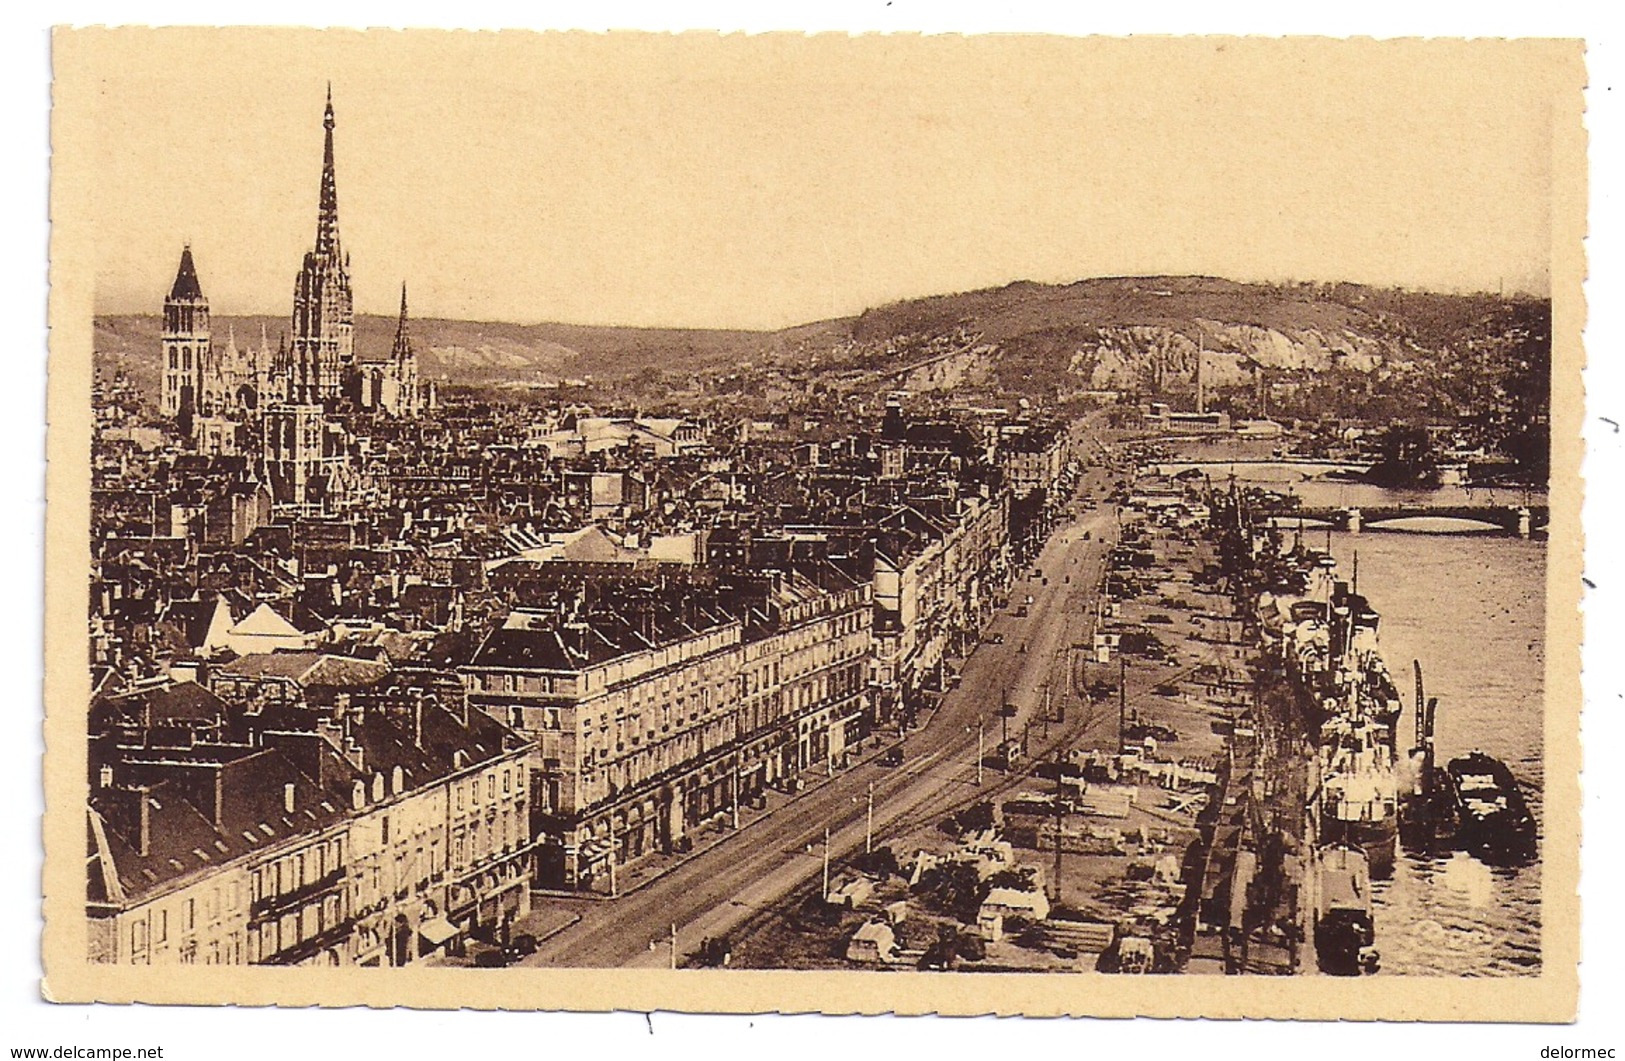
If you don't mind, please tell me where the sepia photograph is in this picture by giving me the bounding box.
[40,26,1589,1023]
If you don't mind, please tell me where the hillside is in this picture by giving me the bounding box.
[94,275,1548,429]
[93,313,808,398]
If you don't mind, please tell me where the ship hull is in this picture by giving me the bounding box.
[1320,816,1397,879]
[1312,845,1380,976]
[1447,753,1538,866]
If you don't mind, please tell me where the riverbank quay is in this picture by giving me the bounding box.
[717,464,1328,974]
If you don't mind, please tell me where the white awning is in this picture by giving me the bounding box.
[418,916,458,947]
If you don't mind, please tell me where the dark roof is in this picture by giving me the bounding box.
[89,698,529,908]
[218,651,389,689]
[161,596,219,650]
[467,603,736,673]
[168,246,204,302]
[90,745,354,904]
[105,681,229,727]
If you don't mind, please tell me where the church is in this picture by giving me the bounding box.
[159,89,424,514]
[160,88,425,428]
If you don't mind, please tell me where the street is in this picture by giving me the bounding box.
[521,455,1124,968]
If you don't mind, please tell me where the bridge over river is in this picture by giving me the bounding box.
[1264,503,1548,537]
[1153,459,1371,482]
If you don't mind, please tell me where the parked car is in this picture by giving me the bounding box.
[502,933,538,960]
[881,745,906,766]
[472,946,510,968]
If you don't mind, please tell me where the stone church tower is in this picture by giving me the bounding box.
[288,86,354,406]
[389,283,421,417]
[160,245,210,420]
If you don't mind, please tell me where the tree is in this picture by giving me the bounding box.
[852,845,900,879]
[1363,423,1438,487]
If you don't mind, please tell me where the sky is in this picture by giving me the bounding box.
[71,31,1574,330]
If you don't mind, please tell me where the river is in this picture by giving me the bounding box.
[1326,530,1546,977]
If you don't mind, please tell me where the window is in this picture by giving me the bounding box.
[381,816,390,845]
[488,775,496,801]
[132,920,148,954]
[154,909,168,944]
[502,770,511,794]
[183,898,195,932]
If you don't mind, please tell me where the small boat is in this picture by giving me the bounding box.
[1313,844,1380,976]
[1446,751,1538,864]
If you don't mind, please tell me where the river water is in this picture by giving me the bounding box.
[1325,530,1546,977]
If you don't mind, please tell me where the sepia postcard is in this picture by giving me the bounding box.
[43,28,1586,1019]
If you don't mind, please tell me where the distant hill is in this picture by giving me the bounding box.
[93,313,830,400]
[94,275,1547,425]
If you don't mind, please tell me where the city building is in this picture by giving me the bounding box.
[87,670,534,966]
[460,567,871,890]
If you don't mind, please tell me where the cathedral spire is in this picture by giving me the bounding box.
[392,282,413,362]
[315,86,341,259]
[169,244,204,302]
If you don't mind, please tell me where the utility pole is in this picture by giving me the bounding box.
[866,782,875,855]
[1118,654,1128,754]
[670,922,677,970]
[822,827,831,900]
[608,847,618,898]
[1053,748,1065,901]
[731,764,740,830]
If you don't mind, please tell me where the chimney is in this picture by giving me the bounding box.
[412,690,425,749]
[97,764,113,790]
[283,782,296,815]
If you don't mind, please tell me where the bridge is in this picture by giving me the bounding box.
[1154,460,1372,481]
[1265,503,1549,537]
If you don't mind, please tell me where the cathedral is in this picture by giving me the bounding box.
[160,88,423,429]
[158,89,423,516]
